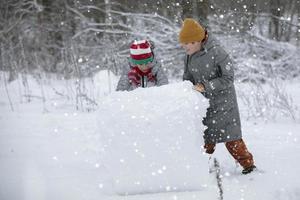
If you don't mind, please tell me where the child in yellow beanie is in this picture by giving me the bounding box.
[179,18,256,175]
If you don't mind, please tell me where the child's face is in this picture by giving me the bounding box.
[181,41,201,55]
[137,63,150,72]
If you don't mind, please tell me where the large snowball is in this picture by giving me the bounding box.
[97,81,209,195]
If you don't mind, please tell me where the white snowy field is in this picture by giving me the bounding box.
[1,71,300,200]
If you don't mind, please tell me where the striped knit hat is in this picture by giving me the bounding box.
[129,40,153,65]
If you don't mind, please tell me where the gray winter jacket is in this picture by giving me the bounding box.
[116,58,168,91]
[183,35,242,144]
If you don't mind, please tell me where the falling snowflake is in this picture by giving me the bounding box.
[225,65,231,71]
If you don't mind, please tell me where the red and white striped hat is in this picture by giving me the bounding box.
[130,40,153,65]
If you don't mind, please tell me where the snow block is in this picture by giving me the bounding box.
[97,81,209,195]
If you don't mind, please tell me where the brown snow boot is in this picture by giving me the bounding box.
[225,139,255,172]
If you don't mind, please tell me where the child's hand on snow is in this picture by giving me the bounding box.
[193,83,205,92]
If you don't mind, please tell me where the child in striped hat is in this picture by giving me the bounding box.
[116,40,168,91]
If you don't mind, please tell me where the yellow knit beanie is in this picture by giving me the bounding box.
[179,18,205,43]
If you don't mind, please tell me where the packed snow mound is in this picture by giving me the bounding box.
[97,81,209,195]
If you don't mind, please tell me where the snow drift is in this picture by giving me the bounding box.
[96,81,210,195]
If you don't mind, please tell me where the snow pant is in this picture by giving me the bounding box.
[225,139,254,169]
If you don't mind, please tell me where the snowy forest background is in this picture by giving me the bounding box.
[1,1,300,200]
[1,0,300,119]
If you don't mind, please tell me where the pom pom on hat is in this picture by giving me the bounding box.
[179,18,205,43]
[130,40,153,65]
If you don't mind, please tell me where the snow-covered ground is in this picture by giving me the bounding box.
[1,71,300,200]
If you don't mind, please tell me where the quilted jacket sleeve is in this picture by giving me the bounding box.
[155,65,169,86]
[203,46,234,94]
